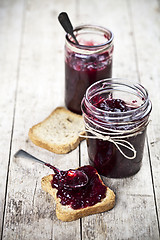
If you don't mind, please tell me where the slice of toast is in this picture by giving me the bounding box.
[41,168,115,222]
[28,107,85,154]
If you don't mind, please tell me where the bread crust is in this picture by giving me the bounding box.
[28,107,85,154]
[41,174,115,222]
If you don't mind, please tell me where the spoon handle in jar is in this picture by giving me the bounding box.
[58,12,79,45]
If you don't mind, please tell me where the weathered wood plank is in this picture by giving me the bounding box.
[0,0,25,237]
[77,0,138,80]
[1,0,160,239]
[2,0,81,239]
[79,0,160,239]
[129,0,160,233]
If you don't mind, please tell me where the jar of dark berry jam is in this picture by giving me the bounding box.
[81,79,152,178]
[65,25,114,114]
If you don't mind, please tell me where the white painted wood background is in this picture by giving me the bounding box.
[0,0,160,239]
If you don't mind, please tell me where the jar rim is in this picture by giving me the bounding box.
[82,78,152,123]
[66,24,114,50]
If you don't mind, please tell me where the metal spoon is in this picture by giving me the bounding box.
[58,12,79,45]
[14,150,88,188]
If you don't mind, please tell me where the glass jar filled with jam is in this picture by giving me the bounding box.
[65,25,114,114]
[81,78,152,178]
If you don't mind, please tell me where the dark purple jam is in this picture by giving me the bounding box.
[65,47,113,114]
[45,164,88,188]
[51,165,107,210]
[93,97,133,112]
[86,97,146,178]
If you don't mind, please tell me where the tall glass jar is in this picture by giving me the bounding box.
[65,25,114,114]
[81,79,152,178]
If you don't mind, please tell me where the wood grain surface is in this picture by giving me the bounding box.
[0,0,160,239]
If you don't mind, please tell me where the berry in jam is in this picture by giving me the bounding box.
[45,163,88,188]
[51,165,107,210]
[93,97,134,112]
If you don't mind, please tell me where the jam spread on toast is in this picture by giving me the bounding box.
[51,165,107,209]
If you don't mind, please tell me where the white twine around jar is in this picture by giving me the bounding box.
[79,119,149,160]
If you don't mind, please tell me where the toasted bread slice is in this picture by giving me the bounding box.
[41,170,115,222]
[29,107,85,154]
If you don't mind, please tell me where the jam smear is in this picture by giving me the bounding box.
[45,163,88,188]
[51,165,107,210]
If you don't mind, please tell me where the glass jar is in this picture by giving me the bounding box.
[65,25,114,114]
[81,79,152,178]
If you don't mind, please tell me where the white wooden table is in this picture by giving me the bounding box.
[0,0,160,239]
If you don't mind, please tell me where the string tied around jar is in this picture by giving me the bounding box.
[79,119,149,160]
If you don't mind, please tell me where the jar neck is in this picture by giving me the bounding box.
[65,24,114,55]
[81,79,152,129]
